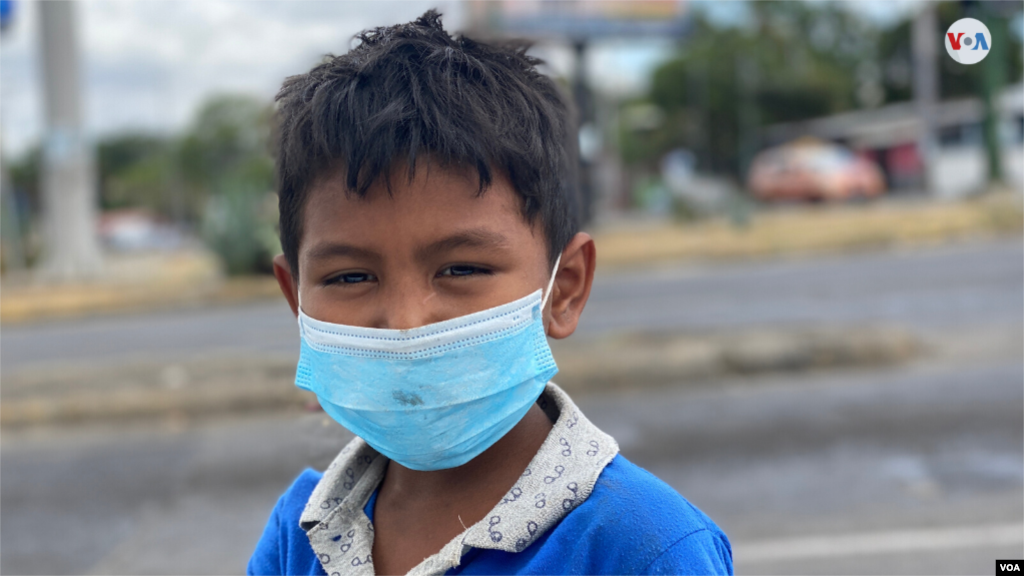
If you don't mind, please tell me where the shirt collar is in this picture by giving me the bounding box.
[300,382,619,576]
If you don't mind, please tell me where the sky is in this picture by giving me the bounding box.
[0,0,935,159]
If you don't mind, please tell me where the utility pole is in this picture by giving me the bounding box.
[37,0,102,280]
[911,4,939,196]
[971,1,1007,186]
[572,39,594,225]
[736,54,760,183]
[737,7,764,184]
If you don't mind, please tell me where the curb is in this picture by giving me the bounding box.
[0,276,281,325]
[551,326,919,393]
[0,355,318,428]
[0,326,920,428]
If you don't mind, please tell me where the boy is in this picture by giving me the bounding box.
[250,11,732,576]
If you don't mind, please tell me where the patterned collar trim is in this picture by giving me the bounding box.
[299,382,619,576]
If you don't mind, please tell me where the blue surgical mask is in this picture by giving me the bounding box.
[294,256,561,471]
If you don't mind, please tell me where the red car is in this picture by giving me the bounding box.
[748,139,886,202]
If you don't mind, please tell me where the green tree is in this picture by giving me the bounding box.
[181,95,277,275]
[6,145,41,213]
[634,2,880,179]
[97,134,176,214]
[878,1,1023,104]
[178,95,274,195]
[98,95,276,225]
[6,94,279,275]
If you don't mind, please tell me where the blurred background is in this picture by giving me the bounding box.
[1,1,1022,574]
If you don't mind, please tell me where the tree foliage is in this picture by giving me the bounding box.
[628,1,1023,179]
[6,93,278,275]
[878,1,1023,104]
[95,94,275,225]
[631,2,877,177]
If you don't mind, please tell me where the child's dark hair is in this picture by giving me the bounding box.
[274,10,580,278]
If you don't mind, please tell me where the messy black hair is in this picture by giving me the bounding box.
[274,9,580,278]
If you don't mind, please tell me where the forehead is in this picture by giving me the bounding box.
[301,163,540,255]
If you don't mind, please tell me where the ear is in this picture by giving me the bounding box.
[273,254,300,318]
[546,232,596,339]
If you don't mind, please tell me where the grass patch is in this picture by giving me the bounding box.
[594,194,1022,269]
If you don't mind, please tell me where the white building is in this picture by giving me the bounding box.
[763,84,1024,199]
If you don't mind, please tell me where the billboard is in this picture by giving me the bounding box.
[467,0,689,39]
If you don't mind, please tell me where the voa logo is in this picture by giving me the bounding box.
[945,17,991,65]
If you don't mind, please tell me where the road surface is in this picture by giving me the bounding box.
[2,239,1021,574]
[3,239,1021,374]
[2,355,1019,574]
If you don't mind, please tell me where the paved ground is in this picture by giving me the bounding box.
[583,239,1022,335]
[3,239,1020,375]
[2,355,1019,575]
[2,239,1021,575]
[589,359,1023,575]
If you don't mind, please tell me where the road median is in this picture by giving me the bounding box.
[594,192,1022,268]
[551,326,919,392]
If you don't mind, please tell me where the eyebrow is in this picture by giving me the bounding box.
[415,229,511,262]
[305,242,381,263]
[304,229,511,264]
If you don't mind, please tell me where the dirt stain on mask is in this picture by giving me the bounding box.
[392,390,425,406]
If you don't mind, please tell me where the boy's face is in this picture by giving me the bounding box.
[283,162,555,330]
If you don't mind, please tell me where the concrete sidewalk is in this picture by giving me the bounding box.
[0,325,919,428]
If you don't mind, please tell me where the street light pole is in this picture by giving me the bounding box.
[37,0,102,280]
[572,39,594,225]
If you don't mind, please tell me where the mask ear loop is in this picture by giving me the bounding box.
[540,253,562,311]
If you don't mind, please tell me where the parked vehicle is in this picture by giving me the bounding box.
[748,138,886,202]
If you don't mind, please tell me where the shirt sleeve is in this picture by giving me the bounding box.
[247,493,286,576]
[641,528,734,576]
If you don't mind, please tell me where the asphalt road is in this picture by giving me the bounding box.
[3,238,1021,374]
[2,356,1020,575]
[2,239,1021,574]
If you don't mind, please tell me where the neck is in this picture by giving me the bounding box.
[379,403,553,502]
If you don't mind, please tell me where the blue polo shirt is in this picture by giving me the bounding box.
[248,454,732,575]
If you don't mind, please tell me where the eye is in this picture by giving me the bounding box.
[438,264,492,278]
[325,271,376,285]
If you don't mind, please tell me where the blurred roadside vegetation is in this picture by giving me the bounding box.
[620,1,1023,181]
[4,2,1022,276]
[5,94,279,275]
